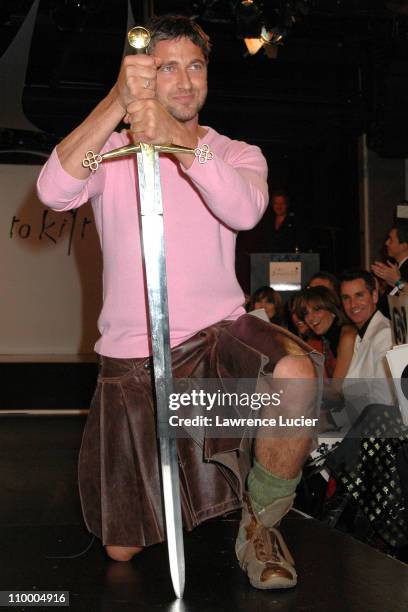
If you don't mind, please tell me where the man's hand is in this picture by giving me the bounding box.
[126,98,198,168]
[126,99,180,144]
[371,260,401,286]
[55,54,162,180]
[113,54,159,112]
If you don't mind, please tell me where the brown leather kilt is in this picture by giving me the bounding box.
[78,313,320,547]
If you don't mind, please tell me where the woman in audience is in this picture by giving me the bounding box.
[287,293,318,343]
[248,286,283,325]
[295,286,356,380]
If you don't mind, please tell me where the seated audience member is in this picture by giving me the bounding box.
[339,269,395,412]
[307,271,340,295]
[295,286,356,380]
[248,286,283,325]
[322,270,403,557]
[371,220,408,317]
[371,219,408,291]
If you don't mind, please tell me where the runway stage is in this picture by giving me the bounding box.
[2,499,408,612]
[1,364,408,611]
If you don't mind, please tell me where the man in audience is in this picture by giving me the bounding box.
[339,269,394,415]
[371,219,408,292]
[307,271,339,295]
[268,191,311,253]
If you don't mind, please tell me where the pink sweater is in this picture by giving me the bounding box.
[37,127,268,357]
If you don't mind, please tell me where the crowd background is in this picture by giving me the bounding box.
[243,216,408,563]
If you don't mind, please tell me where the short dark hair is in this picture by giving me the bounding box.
[339,268,376,294]
[271,190,290,203]
[307,271,340,293]
[145,15,211,61]
[393,219,408,245]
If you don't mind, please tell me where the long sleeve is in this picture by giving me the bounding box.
[37,141,108,211]
[183,130,268,231]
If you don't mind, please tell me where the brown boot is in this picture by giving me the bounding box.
[235,492,297,590]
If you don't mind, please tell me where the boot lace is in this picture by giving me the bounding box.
[242,524,294,567]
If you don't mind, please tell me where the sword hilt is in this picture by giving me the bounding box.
[81,24,213,173]
[82,142,213,172]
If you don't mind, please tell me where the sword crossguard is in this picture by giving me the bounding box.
[194,143,214,164]
[82,142,214,171]
[82,150,103,172]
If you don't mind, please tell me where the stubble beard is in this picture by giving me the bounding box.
[165,91,207,124]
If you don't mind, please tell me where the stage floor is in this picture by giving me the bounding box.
[2,511,408,612]
[1,404,408,611]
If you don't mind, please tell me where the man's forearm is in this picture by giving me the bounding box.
[183,151,268,231]
[56,88,125,180]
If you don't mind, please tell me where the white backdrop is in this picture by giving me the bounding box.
[1,162,102,356]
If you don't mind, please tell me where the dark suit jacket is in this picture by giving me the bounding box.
[377,258,408,319]
[399,258,408,282]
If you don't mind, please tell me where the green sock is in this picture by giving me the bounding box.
[247,460,302,513]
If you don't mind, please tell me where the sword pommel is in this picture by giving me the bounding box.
[128,26,151,54]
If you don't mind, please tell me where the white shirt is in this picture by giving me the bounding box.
[343,310,395,412]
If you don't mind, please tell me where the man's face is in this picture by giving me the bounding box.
[340,279,378,329]
[153,37,208,124]
[385,228,407,261]
[272,196,288,216]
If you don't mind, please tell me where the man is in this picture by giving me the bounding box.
[307,271,339,295]
[37,15,319,590]
[268,191,297,252]
[340,269,394,412]
[371,220,408,292]
[268,191,310,253]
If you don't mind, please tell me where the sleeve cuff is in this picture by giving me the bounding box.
[44,148,89,196]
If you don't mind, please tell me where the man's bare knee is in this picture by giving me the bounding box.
[273,354,315,380]
[105,545,143,562]
[267,353,319,432]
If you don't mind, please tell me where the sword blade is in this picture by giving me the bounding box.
[136,143,185,599]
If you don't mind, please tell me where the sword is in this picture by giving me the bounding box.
[82,26,205,599]
[136,139,186,600]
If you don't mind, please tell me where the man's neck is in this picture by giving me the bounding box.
[180,115,203,140]
[397,252,408,265]
[357,309,377,337]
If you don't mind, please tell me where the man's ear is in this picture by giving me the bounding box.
[373,289,379,305]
